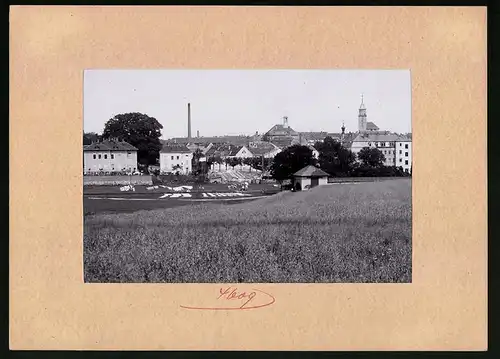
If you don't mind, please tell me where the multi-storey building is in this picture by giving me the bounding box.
[83,140,138,174]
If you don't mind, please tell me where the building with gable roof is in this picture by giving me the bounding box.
[350,131,400,167]
[247,141,282,158]
[292,165,330,191]
[159,143,193,174]
[83,139,138,174]
[262,116,301,149]
[226,145,253,159]
[347,95,412,171]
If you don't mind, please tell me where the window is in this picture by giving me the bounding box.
[177,156,180,160]
[111,154,114,159]
[399,143,402,146]
[93,154,96,159]
[405,152,408,157]
[186,154,189,157]
[405,144,408,149]
[98,154,101,159]
[399,158,402,163]
[104,154,107,159]
[171,156,174,160]
[405,160,408,165]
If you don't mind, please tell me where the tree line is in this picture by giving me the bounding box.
[270,136,411,183]
[84,112,411,180]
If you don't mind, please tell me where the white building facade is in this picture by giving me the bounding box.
[160,144,193,175]
[350,132,399,167]
[395,137,412,173]
[83,140,138,174]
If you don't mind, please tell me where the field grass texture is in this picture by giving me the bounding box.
[84,179,412,283]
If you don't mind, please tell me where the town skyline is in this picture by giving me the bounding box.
[84,70,411,138]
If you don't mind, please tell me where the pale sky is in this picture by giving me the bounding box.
[84,70,411,139]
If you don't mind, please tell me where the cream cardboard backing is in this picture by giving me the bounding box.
[9,6,487,350]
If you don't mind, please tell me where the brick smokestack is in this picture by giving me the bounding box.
[187,103,192,140]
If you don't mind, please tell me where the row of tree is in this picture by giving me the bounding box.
[269,137,411,182]
[84,113,411,181]
[204,156,273,172]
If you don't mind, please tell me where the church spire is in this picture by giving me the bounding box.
[341,120,346,145]
[358,94,367,132]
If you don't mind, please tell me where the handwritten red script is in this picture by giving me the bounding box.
[180,286,276,311]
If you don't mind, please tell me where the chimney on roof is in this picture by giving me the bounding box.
[188,103,192,141]
[197,130,199,138]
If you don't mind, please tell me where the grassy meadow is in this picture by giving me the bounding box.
[84,179,412,283]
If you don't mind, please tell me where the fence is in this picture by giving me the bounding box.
[83,175,153,186]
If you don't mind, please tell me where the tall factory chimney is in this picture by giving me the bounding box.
[188,103,192,140]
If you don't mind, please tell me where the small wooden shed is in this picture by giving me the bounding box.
[292,165,329,191]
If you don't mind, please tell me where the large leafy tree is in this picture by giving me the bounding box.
[357,147,385,168]
[270,145,317,182]
[314,136,356,177]
[191,149,205,176]
[227,157,242,170]
[250,157,273,172]
[102,113,163,166]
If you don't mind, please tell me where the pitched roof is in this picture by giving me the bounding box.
[366,122,379,131]
[205,144,237,157]
[228,145,244,156]
[352,131,401,143]
[264,124,299,137]
[165,136,251,146]
[269,137,296,149]
[396,135,412,142]
[83,140,138,151]
[293,165,330,178]
[247,141,280,156]
[299,132,329,142]
[160,144,192,153]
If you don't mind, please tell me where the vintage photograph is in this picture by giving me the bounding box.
[83,69,412,283]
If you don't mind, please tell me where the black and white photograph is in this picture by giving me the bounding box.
[83,69,412,283]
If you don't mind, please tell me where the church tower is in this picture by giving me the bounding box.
[358,94,367,132]
[341,120,346,145]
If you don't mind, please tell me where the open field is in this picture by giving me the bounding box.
[84,178,412,283]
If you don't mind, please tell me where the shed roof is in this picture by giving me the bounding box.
[293,165,330,178]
